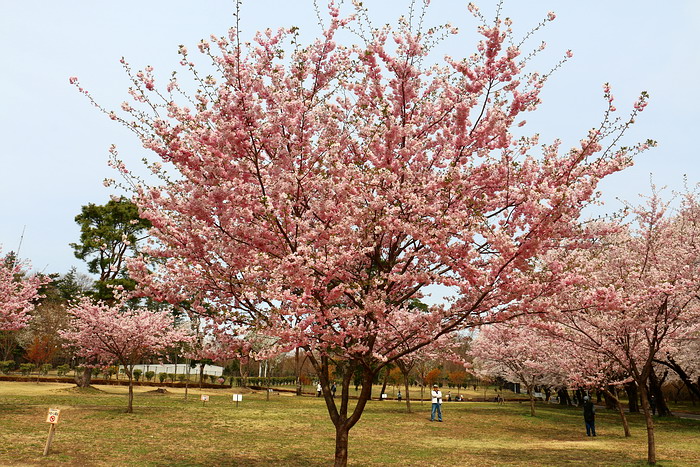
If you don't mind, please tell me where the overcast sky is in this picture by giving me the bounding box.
[1,0,698,277]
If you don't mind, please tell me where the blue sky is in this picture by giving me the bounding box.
[1,0,698,276]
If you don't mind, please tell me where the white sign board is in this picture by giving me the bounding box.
[381,393,387,399]
[200,394,209,402]
[232,394,243,402]
[46,408,60,424]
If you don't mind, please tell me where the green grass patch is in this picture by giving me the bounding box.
[0,382,698,465]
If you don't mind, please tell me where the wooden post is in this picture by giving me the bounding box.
[43,408,60,456]
[43,424,56,456]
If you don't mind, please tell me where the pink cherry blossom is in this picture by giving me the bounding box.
[0,249,48,331]
[76,4,651,465]
[60,297,192,412]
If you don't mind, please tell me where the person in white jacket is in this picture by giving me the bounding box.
[431,384,443,422]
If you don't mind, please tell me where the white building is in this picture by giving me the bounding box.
[127,363,224,377]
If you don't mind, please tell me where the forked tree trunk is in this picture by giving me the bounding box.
[306,352,376,467]
[524,380,536,416]
[395,360,413,412]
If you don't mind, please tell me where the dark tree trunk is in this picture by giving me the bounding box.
[334,423,350,467]
[127,375,134,413]
[648,367,672,417]
[295,347,303,396]
[75,366,92,388]
[639,383,657,465]
[558,388,571,406]
[403,372,412,413]
[624,382,639,413]
[654,356,700,401]
[379,369,389,401]
[595,389,602,404]
[603,385,617,410]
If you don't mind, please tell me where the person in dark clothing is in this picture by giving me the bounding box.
[583,396,596,436]
[649,394,657,415]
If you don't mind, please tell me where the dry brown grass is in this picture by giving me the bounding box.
[0,381,698,466]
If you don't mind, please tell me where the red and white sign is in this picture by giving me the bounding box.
[46,408,60,424]
[200,394,209,402]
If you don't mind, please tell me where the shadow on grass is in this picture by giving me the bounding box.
[153,452,328,467]
[464,444,644,467]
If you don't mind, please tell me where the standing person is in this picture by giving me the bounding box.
[331,382,337,398]
[430,384,443,422]
[397,390,402,401]
[317,382,322,397]
[583,396,596,436]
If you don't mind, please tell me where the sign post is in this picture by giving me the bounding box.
[43,408,60,456]
[232,393,242,408]
[200,394,209,407]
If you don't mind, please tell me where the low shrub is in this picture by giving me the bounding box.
[0,361,16,374]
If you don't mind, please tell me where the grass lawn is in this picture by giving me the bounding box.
[1,382,699,466]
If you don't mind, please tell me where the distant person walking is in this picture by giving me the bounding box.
[317,382,322,397]
[431,384,443,422]
[583,396,596,436]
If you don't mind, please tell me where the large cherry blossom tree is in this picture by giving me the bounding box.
[543,192,700,465]
[73,3,650,465]
[60,297,192,412]
[0,249,47,332]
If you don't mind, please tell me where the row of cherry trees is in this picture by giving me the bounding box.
[4,1,692,465]
[471,192,700,464]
